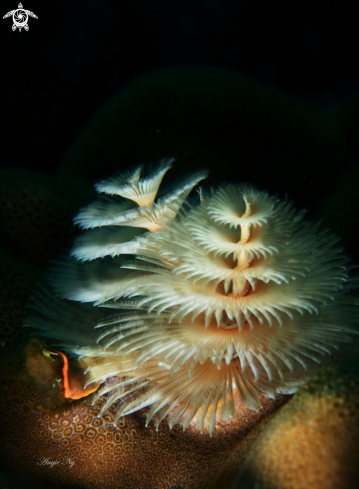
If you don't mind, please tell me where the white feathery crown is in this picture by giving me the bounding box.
[26,157,359,435]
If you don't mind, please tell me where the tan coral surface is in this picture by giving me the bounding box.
[215,356,359,489]
[0,376,285,489]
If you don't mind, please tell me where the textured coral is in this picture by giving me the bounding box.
[0,377,285,489]
[27,159,359,435]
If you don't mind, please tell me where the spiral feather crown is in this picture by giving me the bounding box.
[26,158,359,434]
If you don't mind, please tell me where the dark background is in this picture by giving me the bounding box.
[1,0,358,174]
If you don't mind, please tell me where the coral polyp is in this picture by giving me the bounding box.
[25,158,359,434]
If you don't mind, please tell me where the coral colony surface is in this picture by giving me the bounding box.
[25,158,359,435]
